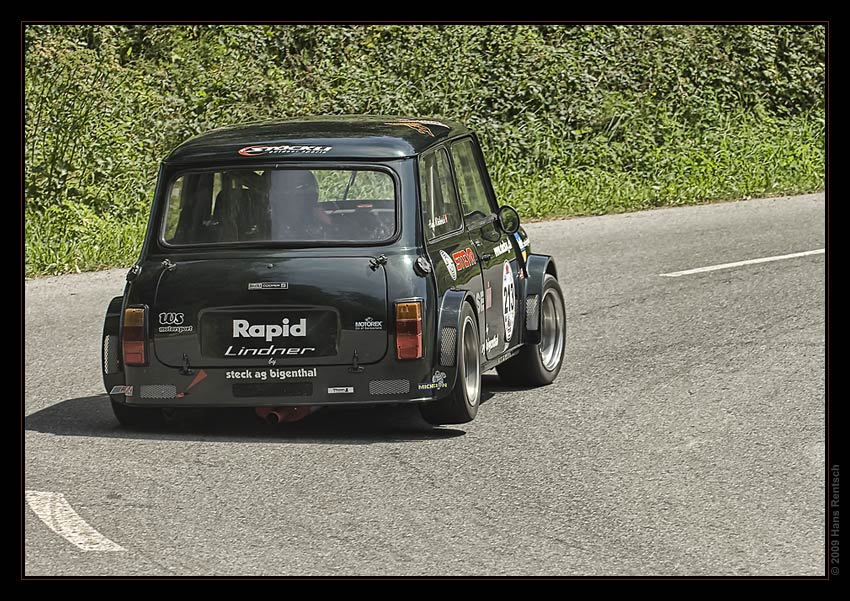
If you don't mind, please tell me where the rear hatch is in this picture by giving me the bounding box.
[153,257,387,367]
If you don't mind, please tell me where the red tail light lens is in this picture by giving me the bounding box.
[122,307,147,366]
[396,301,423,360]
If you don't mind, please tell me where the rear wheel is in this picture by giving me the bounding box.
[110,398,164,430]
[420,303,480,425]
[497,274,565,386]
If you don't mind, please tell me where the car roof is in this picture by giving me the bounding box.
[164,115,472,164]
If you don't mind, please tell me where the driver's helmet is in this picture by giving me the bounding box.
[268,169,325,240]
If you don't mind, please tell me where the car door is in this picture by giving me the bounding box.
[449,137,519,359]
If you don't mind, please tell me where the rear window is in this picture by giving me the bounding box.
[162,167,396,246]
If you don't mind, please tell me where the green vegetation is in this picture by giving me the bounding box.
[24,25,825,276]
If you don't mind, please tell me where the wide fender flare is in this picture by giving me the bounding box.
[102,295,125,393]
[523,254,558,345]
[435,288,476,391]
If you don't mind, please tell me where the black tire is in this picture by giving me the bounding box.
[497,274,566,386]
[110,398,163,430]
[420,302,481,425]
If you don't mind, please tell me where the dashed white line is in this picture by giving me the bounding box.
[659,249,824,278]
[25,490,125,552]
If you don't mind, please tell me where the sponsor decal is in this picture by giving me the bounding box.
[159,312,184,325]
[428,213,449,229]
[158,312,193,334]
[159,325,193,334]
[222,315,325,357]
[493,240,512,258]
[418,370,448,391]
[485,334,500,353]
[225,368,317,380]
[110,385,133,395]
[439,250,457,280]
[328,386,354,394]
[233,318,306,341]
[452,248,477,272]
[502,261,516,341]
[225,345,316,357]
[355,317,383,331]
[248,282,289,290]
[513,232,529,261]
[485,280,492,309]
[238,144,333,156]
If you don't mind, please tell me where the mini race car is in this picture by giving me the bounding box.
[102,116,566,427]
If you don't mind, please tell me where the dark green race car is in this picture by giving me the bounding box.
[103,116,566,427]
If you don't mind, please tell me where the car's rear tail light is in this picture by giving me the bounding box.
[396,301,423,360]
[122,307,147,366]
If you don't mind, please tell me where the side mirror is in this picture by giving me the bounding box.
[496,205,520,235]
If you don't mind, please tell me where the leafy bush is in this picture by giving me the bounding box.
[24,25,825,276]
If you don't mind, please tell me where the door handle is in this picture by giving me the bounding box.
[479,252,492,261]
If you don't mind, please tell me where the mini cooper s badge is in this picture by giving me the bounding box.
[248,282,289,290]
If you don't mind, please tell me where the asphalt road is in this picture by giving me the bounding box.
[24,194,826,576]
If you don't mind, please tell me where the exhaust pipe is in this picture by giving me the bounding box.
[255,406,316,424]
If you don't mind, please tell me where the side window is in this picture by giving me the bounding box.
[450,138,492,222]
[419,148,463,240]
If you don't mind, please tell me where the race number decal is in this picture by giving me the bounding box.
[502,261,516,341]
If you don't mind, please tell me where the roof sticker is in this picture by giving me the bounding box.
[238,145,333,156]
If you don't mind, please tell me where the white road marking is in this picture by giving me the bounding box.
[25,490,125,552]
[660,249,824,277]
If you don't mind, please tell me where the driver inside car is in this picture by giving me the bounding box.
[268,169,333,241]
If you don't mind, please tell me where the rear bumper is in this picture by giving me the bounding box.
[115,359,454,408]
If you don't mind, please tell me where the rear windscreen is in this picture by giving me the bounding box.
[162,167,396,245]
